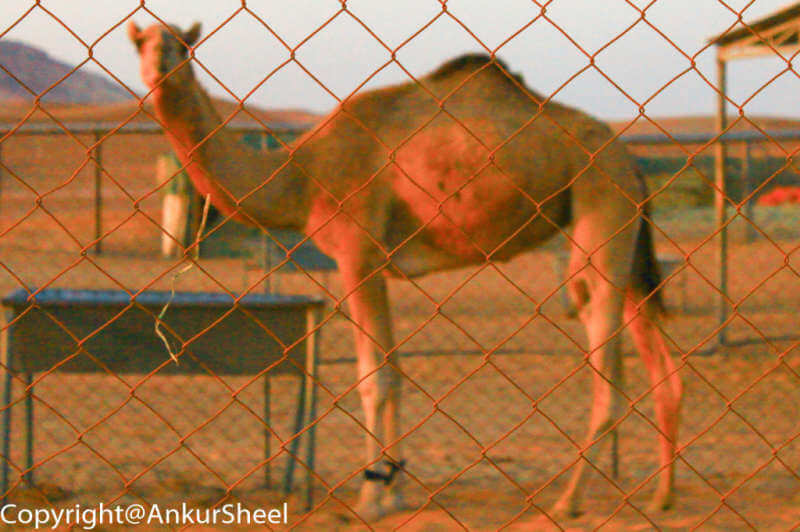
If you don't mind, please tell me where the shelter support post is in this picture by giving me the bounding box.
[714,56,729,348]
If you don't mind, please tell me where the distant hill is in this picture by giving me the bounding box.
[613,115,800,137]
[0,39,131,104]
[0,97,320,130]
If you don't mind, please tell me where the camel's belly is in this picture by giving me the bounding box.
[384,197,566,278]
[387,120,571,272]
[385,237,466,278]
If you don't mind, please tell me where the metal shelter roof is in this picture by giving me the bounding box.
[710,2,800,60]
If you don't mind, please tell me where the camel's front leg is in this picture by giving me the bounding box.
[340,264,405,521]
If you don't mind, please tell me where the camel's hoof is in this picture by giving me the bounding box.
[382,491,412,515]
[352,500,387,523]
[646,492,674,514]
[352,491,410,523]
[549,499,582,522]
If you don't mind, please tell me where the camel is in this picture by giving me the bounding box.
[129,21,683,521]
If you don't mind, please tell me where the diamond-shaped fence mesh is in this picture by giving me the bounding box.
[0,1,799,530]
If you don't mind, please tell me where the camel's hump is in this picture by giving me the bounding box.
[427,53,524,86]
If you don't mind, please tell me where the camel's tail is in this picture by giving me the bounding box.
[630,216,665,316]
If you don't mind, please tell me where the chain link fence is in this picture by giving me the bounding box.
[1,1,799,530]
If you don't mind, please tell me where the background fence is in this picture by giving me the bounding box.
[1,2,800,530]
[3,121,796,348]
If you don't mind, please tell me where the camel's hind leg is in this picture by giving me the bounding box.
[625,299,682,511]
[551,200,638,518]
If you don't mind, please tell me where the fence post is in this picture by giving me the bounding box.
[714,56,729,348]
[262,233,272,294]
[93,131,103,255]
[742,141,756,243]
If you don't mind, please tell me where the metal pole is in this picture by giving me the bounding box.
[714,56,729,348]
[93,132,103,255]
[743,141,756,243]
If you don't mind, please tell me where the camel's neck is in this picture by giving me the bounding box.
[151,79,309,229]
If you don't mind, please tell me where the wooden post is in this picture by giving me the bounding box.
[714,56,729,348]
[93,132,103,255]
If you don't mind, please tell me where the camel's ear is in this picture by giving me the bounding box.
[127,20,143,49]
[183,22,202,47]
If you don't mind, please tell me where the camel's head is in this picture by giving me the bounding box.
[128,21,201,89]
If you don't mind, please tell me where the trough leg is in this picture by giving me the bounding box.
[24,373,32,487]
[282,368,306,494]
[263,374,271,489]
[1,364,10,504]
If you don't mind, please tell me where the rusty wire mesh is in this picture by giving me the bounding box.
[1,1,800,530]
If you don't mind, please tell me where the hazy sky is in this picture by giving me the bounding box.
[1,0,799,120]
